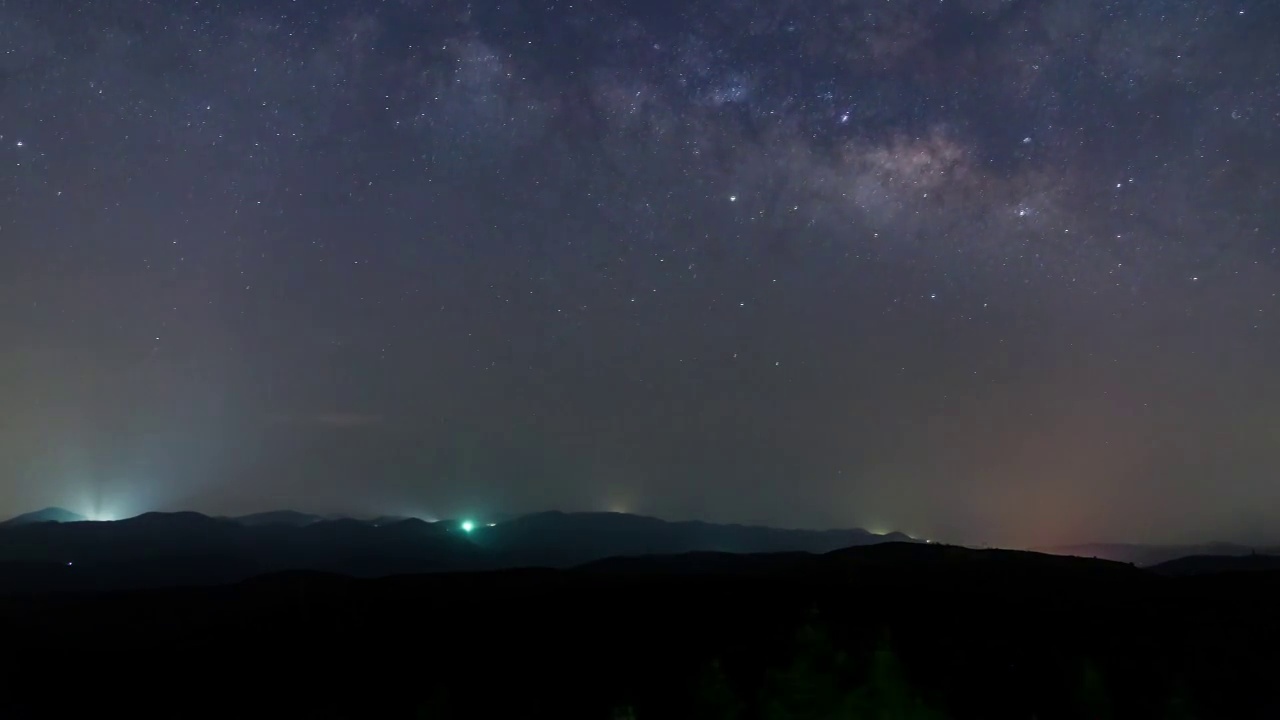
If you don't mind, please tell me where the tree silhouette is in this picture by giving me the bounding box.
[843,634,947,720]
[1162,688,1198,720]
[762,620,857,719]
[762,622,947,719]
[1074,661,1113,720]
[695,658,745,720]
[610,704,638,720]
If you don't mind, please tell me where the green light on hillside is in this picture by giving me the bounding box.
[461,520,475,533]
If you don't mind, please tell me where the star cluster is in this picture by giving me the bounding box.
[1,0,1278,546]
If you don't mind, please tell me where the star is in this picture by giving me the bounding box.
[0,0,1273,550]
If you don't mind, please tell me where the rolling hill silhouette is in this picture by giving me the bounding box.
[0,508,1276,717]
[2,536,1276,718]
[1151,553,1280,576]
[0,509,913,593]
[1037,541,1280,567]
[472,510,914,568]
[0,507,86,526]
[4,506,1271,595]
[230,510,324,527]
[580,541,1148,591]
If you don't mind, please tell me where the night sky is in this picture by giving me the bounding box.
[1,0,1277,547]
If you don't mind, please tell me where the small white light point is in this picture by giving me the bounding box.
[460,520,474,533]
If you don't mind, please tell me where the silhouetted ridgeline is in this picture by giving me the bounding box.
[1039,541,1280,567]
[2,509,1279,718]
[0,509,914,593]
[1151,553,1280,576]
[0,543,1277,718]
[0,506,86,526]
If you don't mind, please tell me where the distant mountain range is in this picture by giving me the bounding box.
[0,507,916,593]
[2,527,1276,717]
[0,507,87,526]
[470,510,916,568]
[2,507,1274,594]
[1036,542,1280,567]
[1149,553,1280,576]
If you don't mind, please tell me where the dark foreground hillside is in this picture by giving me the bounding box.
[1,544,1278,719]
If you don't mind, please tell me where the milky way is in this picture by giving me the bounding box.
[1,0,1277,545]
